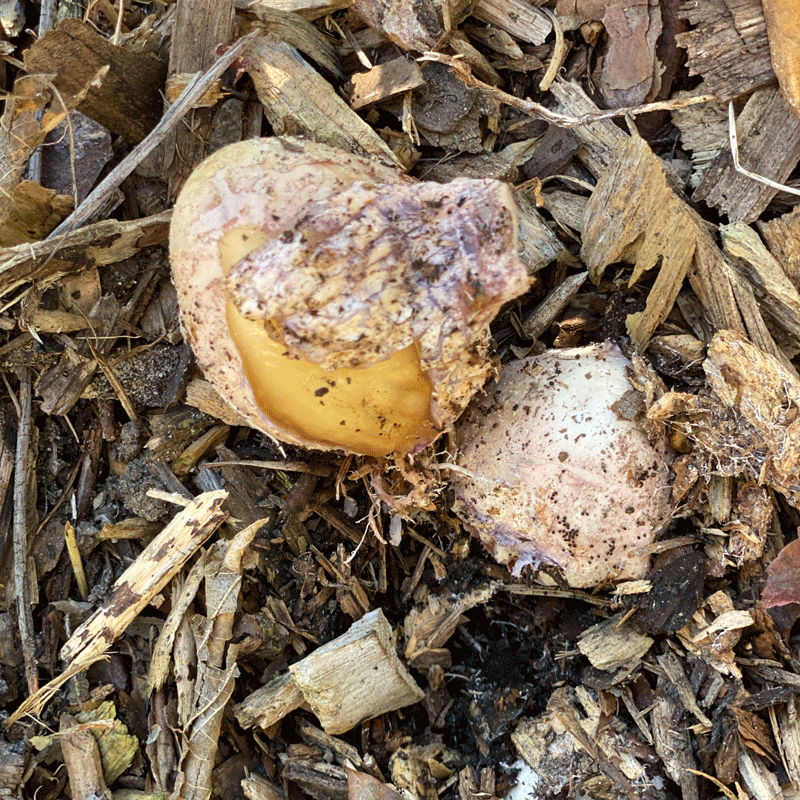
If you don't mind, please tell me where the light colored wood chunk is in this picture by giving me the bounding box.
[577,612,653,672]
[236,609,423,735]
[350,58,425,109]
[290,608,424,734]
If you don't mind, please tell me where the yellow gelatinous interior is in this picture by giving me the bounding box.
[220,226,434,457]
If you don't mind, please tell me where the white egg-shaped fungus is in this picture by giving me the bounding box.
[451,341,673,588]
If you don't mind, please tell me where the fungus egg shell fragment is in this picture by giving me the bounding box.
[170,137,530,457]
[452,342,672,588]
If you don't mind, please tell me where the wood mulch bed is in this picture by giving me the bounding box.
[2,1,800,799]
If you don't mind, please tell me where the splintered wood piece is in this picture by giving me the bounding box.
[184,378,253,427]
[0,181,72,247]
[582,132,792,357]
[522,271,588,339]
[449,33,501,86]
[8,490,228,725]
[236,609,423,735]
[721,221,800,342]
[163,0,235,197]
[289,608,424,734]
[546,687,643,800]
[739,751,783,799]
[23,18,167,143]
[514,189,566,273]
[775,697,800,786]
[581,134,694,349]
[759,204,800,286]
[762,0,800,119]
[251,7,345,78]
[246,37,401,166]
[651,695,700,800]
[672,90,730,188]
[690,234,791,370]
[60,490,228,664]
[656,650,712,730]
[350,58,425,109]
[676,0,773,100]
[242,774,287,800]
[471,0,551,45]
[548,80,627,176]
[693,86,800,222]
[0,72,83,237]
[577,612,653,672]
[234,670,308,731]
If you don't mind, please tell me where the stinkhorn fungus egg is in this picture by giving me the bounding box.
[169,137,530,458]
[451,342,673,588]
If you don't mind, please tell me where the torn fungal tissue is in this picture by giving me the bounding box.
[169,137,530,458]
[451,341,673,588]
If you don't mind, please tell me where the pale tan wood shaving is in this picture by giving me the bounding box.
[242,0,353,20]
[576,612,653,672]
[59,713,110,800]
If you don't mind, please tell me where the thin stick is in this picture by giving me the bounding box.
[48,29,262,238]
[13,368,37,696]
[112,0,124,46]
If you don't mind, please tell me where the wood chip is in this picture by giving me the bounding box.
[350,57,425,109]
[693,86,800,222]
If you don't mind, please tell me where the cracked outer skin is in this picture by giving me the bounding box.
[170,137,530,456]
[452,342,673,588]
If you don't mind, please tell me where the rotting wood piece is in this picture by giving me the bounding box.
[235,608,424,735]
[471,0,551,45]
[23,18,167,144]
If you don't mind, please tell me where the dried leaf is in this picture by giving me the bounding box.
[762,536,800,608]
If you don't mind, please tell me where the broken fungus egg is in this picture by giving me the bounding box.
[451,342,673,588]
[169,137,530,458]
